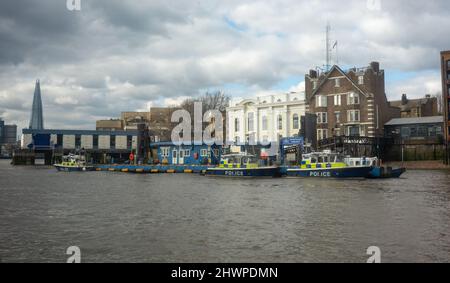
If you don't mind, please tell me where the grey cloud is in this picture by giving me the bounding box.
[0,0,448,130]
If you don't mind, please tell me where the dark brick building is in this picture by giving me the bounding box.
[305,62,400,141]
[149,107,180,142]
[389,94,439,118]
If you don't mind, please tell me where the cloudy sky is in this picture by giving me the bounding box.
[0,0,448,131]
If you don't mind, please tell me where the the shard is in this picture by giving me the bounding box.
[29,79,44,130]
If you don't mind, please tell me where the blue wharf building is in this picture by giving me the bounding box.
[150,142,223,165]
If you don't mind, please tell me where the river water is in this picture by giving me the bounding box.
[0,159,450,263]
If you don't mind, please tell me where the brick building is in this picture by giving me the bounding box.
[305,62,400,140]
[390,94,438,118]
[121,111,151,131]
[96,119,124,131]
[441,51,450,164]
[149,107,179,142]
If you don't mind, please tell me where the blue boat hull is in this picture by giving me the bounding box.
[205,167,282,178]
[367,167,406,179]
[286,166,372,178]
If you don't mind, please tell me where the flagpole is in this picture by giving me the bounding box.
[336,41,339,65]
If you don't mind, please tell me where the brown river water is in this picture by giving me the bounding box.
[1,160,450,262]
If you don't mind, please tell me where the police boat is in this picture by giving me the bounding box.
[54,154,94,172]
[204,153,282,178]
[285,151,373,178]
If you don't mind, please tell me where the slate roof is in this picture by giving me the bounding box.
[385,116,443,126]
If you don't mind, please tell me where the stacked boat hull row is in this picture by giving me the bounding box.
[205,165,404,179]
[204,152,405,179]
[55,152,406,179]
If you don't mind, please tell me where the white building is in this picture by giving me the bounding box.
[226,92,308,144]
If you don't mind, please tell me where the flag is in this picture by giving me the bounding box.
[332,41,338,49]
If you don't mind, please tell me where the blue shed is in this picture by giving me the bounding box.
[151,142,223,165]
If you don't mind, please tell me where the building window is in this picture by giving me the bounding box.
[110,135,116,149]
[348,126,360,137]
[316,95,327,107]
[234,118,240,132]
[293,114,299,130]
[161,147,170,157]
[57,134,63,147]
[127,135,132,149]
[334,111,341,123]
[277,114,283,130]
[248,113,254,132]
[185,149,191,157]
[418,126,427,137]
[335,78,340,87]
[334,128,341,137]
[358,76,364,85]
[317,112,328,124]
[431,126,442,137]
[347,92,360,105]
[75,135,81,148]
[317,129,328,140]
[334,95,341,106]
[262,116,268,131]
[347,110,360,122]
[235,136,240,144]
[447,60,450,69]
[92,135,98,148]
[248,133,256,144]
[200,149,208,157]
[401,127,411,138]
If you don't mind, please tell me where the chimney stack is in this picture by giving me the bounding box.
[401,93,408,105]
[370,62,380,73]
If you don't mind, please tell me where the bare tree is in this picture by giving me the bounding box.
[180,91,230,141]
[180,91,231,121]
[433,93,443,115]
[180,91,230,114]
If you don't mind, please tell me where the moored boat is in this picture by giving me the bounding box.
[54,154,94,172]
[204,154,282,178]
[285,151,373,178]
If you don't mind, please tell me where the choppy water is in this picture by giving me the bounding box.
[1,159,450,263]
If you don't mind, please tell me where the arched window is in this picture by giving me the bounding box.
[277,114,283,130]
[262,116,268,131]
[248,113,254,132]
[293,114,299,130]
[234,118,240,132]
